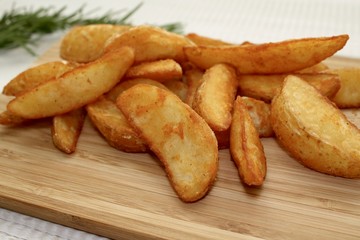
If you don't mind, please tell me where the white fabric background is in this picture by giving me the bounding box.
[0,0,359,239]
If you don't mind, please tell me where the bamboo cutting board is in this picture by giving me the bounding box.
[0,43,360,240]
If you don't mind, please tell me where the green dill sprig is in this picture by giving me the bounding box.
[0,3,183,55]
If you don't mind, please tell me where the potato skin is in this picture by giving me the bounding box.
[271,75,360,178]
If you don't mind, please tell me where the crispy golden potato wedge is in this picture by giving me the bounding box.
[184,35,348,74]
[0,110,28,125]
[117,84,218,202]
[106,78,168,102]
[271,75,360,178]
[238,73,340,102]
[163,80,188,102]
[104,25,195,63]
[193,63,238,131]
[3,61,73,96]
[52,108,86,154]
[296,62,329,73]
[325,68,360,108]
[241,97,273,137]
[7,47,134,119]
[184,68,204,107]
[230,96,267,186]
[185,33,233,46]
[125,59,183,82]
[60,24,131,63]
[86,97,147,153]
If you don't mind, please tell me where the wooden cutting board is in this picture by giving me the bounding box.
[0,42,360,240]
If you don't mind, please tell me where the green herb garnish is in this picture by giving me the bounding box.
[0,3,183,55]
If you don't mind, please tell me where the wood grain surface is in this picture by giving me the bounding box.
[0,43,360,239]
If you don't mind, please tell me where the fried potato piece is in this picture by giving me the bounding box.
[3,61,73,96]
[86,97,147,152]
[184,68,204,107]
[185,33,233,46]
[125,59,183,82]
[0,110,28,125]
[193,63,238,131]
[52,108,86,154]
[242,97,273,137]
[106,78,168,102]
[230,96,266,186]
[60,24,131,63]
[271,75,360,178]
[325,68,360,108]
[117,84,218,202]
[184,35,348,74]
[7,47,134,119]
[104,25,195,63]
[238,73,340,102]
[163,80,188,102]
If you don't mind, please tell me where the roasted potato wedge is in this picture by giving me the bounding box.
[3,61,74,96]
[238,73,340,102]
[86,97,147,153]
[125,59,183,82]
[52,108,86,154]
[60,24,131,63]
[185,33,233,46]
[271,75,360,178]
[117,84,218,202]
[104,25,195,63]
[184,35,348,74]
[242,97,273,137]
[7,47,134,119]
[230,96,267,186]
[325,68,360,108]
[193,63,238,131]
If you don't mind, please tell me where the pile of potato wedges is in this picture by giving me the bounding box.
[1,24,360,202]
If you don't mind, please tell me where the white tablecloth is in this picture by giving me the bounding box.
[0,0,359,239]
